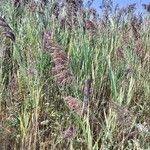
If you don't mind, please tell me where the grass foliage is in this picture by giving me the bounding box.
[0,0,150,149]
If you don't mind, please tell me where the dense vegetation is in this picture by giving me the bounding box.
[0,0,150,149]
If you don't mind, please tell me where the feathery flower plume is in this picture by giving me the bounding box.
[62,126,76,139]
[85,20,96,31]
[126,3,136,14]
[65,0,83,27]
[130,16,142,40]
[134,39,144,60]
[63,96,83,115]
[130,15,144,60]
[42,31,73,86]
[121,24,130,44]
[100,0,112,26]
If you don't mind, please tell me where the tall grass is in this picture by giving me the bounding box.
[0,0,150,149]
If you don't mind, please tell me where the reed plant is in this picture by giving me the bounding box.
[0,0,150,149]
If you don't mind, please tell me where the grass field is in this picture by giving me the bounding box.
[0,0,150,149]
